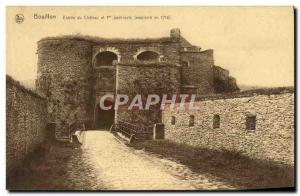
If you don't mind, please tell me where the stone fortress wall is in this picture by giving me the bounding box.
[36,39,94,139]
[180,49,215,95]
[6,75,48,180]
[36,28,239,139]
[115,62,181,127]
[163,87,294,165]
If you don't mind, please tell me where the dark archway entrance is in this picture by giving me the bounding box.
[94,100,115,130]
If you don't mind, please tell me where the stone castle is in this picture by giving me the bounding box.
[36,28,239,140]
[7,29,294,183]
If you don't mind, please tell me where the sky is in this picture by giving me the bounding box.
[6,6,294,87]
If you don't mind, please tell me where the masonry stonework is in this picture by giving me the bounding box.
[36,39,94,138]
[181,49,215,95]
[6,75,47,182]
[36,28,239,139]
[163,88,294,165]
[115,62,181,127]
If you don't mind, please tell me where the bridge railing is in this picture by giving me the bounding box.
[112,120,153,141]
[69,121,87,142]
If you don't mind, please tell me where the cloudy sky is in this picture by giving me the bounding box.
[7,6,294,87]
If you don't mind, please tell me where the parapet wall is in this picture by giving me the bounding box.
[163,87,294,165]
[6,75,47,180]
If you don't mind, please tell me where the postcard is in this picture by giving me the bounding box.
[6,6,294,191]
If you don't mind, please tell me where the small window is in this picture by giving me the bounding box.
[171,116,175,125]
[246,115,256,130]
[213,114,220,129]
[189,115,195,127]
[181,61,189,67]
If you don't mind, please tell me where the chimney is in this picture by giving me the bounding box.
[170,28,181,40]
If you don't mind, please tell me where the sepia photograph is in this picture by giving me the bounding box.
[5,6,295,191]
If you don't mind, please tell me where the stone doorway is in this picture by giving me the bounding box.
[94,100,115,130]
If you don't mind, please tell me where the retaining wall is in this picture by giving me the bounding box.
[6,75,47,179]
[163,87,294,165]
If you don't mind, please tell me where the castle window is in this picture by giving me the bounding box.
[94,51,118,67]
[189,115,195,127]
[246,115,256,130]
[213,114,220,129]
[181,61,189,67]
[137,51,160,62]
[171,116,175,125]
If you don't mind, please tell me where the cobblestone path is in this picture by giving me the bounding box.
[81,131,235,190]
[12,130,236,190]
[82,131,195,190]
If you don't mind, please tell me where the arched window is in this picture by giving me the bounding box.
[137,51,160,62]
[94,51,118,67]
